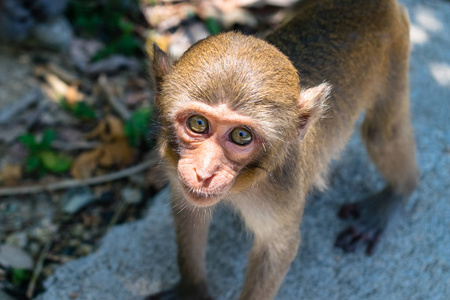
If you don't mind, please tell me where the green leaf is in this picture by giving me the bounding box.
[60,98,96,120]
[205,17,222,35]
[72,102,96,119]
[19,134,38,151]
[118,19,134,35]
[12,268,31,286]
[115,35,140,56]
[26,155,41,172]
[124,107,152,146]
[39,151,72,173]
[94,34,141,60]
[41,129,56,150]
[59,97,70,110]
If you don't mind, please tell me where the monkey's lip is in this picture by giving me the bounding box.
[181,184,226,207]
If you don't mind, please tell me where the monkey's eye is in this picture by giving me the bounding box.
[230,128,252,145]
[187,115,209,133]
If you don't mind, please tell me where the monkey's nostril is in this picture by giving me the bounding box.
[195,171,202,183]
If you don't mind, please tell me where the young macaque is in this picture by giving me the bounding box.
[149,0,418,299]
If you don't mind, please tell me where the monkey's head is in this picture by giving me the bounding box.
[152,32,329,207]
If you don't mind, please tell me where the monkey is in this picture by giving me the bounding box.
[148,0,419,299]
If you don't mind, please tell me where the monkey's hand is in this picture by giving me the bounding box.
[335,188,405,255]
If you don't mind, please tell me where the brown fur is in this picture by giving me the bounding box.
[150,0,418,299]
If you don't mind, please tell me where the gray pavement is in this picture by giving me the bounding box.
[37,0,450,299]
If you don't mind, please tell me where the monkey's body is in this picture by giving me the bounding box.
[150,0,418,299]
[268,0,415,191]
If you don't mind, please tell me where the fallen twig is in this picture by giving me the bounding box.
[45,253,73,264]
[0,158,158,197]
[26,237,53,299]
[45,62,79,84]
[98,75,131,120]
[0,89,43,124]
[107,201,129,229]
[85,55,140,76]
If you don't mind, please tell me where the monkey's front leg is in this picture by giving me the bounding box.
[239,223,301,300]
[147,196,213,300]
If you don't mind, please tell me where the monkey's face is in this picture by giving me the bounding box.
[172,101,263,207]
[153,32,330,207]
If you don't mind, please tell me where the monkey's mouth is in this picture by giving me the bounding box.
[181,184,227,207]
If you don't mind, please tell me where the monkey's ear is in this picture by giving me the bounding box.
[152,44,173,103]
[297,82,331,138]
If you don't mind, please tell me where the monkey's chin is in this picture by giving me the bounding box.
[181,187,225,207]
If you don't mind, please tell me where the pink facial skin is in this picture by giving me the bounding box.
[173,102,262,207]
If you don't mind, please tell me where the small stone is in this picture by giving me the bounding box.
[62,187,97,215]
[121,187,142,204]
[0,244,34,270]
[30,17,73,50]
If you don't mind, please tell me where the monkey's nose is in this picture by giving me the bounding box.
[194,168,216,186]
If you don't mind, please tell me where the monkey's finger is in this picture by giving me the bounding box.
[338,203,361,220]
[365,229,382,256]
[335,227,359,249]
[343,234,364,253]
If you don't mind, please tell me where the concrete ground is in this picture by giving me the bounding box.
[37,0,450,299]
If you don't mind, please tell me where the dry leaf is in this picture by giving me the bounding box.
[98,138,134,168]
[0,164,22,186]
[70,139,133,179]
[70,148,102,179]
[143,3,194,31]
[73,113,134,179]
[84,55,140,76]
[85,115,125,142]
[145,32,171,58]
[65,85,84,104]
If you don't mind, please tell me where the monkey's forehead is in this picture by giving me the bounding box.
[165,33,301,110]
[176,32,299,82]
